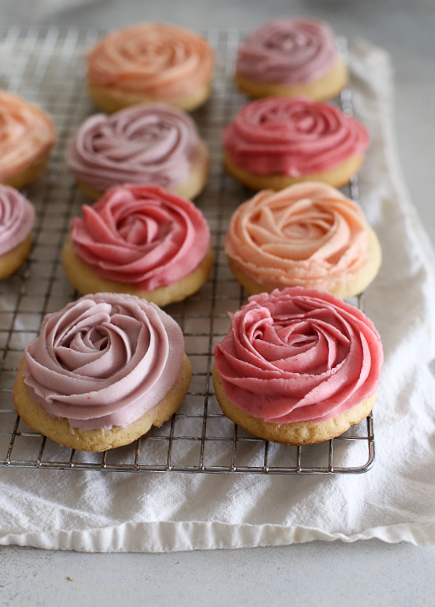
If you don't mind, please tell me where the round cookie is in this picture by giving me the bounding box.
[225,182,381,299]
[86,23,215,113]
[62,184,213,307]
[13,292,192,452]
[235,18,348,101]
[223,96,369,190]
[213,287,383,445]
[0,184,35,279]
[66,103,210,200]
[0,91,55,189]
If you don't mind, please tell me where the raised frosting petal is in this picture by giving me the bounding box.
[225,182,369,291]
[237,18,338,85]
[214,288,383,423]
[87,23,215,97]
[0,184,35,255]
[66,103,201,192]
[0,91,55,182]
[24,292,185,430]
[71,184,210,291]
[223,96,369,176]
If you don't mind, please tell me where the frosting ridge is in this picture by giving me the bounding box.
[24,292,185,430]
[214,288,383,423]
[70,184,210,291]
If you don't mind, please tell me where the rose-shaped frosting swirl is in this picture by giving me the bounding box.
[67,104,200,192]
[223,96,369,175]
[0,91,55,182]
[237,19,338,85]
[0,184,35,255]
[214,288,383,423]
[24,293,185,430]
[225,182,369,290]
[87,23,215,97]
[70,184,210,291]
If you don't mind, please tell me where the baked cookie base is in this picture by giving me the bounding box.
[212,366,376,446]
[13,354,192,452]
[223,150,366,191]
[235,55,349,102]
[227,225,382,300]
[0,234,33,280]
[1,156,51,190]
[76,139,210,202]
[61,239,214,307]
[87,80,212,113]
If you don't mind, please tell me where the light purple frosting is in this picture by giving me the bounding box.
[24,293,185,430]
[0,184,34,255]
[66,103,200,192]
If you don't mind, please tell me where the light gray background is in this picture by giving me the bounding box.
[0,1,434,605]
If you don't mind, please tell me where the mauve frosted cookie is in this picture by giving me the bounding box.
[62,184,213,307]
[13,292,191,452]
[223,96,369,191]
[0,91,55,189]
[235,18,348,101]
[66,103,210,200]
[86,23,215,113]
[225,182,381,299]
[0,184,35,279]
[213,287,383,445]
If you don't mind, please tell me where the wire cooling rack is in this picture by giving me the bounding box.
[0,27,374,475]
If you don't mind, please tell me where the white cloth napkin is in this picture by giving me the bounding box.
[1,40,435,552]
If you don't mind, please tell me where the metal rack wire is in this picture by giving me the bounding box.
[0,27,374,474]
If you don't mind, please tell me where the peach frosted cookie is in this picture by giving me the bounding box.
[62,184,213,307]
[0,91,55,188]
[236,18,348,101]
[66,103,209,200]
[213,287,383,445]
[223,96,369,190]
[0,184,35,279]
[225,182,381,299]
[86,23,215,113]
[13,292,191,452]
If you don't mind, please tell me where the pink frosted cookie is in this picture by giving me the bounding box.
[66,103,209,200]
[213,287,383,445]
[62,184,213,306]
[87,23,215,113]
[235,18,348,101]
[13,293,192,451]
[225,182,381,298]
[0,184,35,279]
[0,91,55,188]
[223,96,369,190]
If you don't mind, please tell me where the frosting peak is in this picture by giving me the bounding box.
[24,293,185,430]
[214,288,383,424]
[67,103,201,192]
[0,184,35,255]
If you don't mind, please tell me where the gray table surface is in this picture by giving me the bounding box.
[0,1,434,605]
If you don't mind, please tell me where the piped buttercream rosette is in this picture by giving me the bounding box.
[66,103,209,199]
[13,293,191,451]
[225,182,381,298]
[61,184,213,306]
[213,287,383,445]
[0,184,35,279]
[223,96,369,190]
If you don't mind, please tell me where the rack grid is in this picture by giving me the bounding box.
[0,27,374,475]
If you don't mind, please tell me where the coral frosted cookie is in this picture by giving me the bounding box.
[66,103,209,200]
[0,184,35,279]
[62,184,213,306]
[13,293,191,451]
[213,288,383,445]
[225,182,381,299]
[0,91,56,188]
[223,96,369,190]
[87,23,215,113]
[236,18,348,101]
